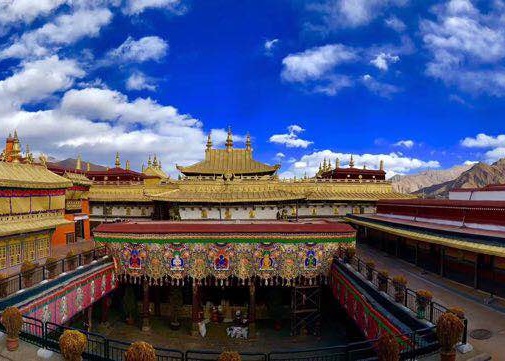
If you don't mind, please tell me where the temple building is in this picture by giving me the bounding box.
[84,128,410,223]
[0,151,72,272]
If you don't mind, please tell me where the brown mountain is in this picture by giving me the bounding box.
[52,158,107,171]
[391,164,472,194]
[414,159,505,198]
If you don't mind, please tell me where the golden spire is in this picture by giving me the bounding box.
[25,144,33,164]
[86,162,91,172]
[245,133,251,151]
[225,126,233,150]
[327,158,332,171]
[206,133,213,150]
[363,164,367,170]
[141,163,145,172]
[76,154,82,170]
[115,152,121,168]
[380,159,384,171]
[158,160,162,169]
[153,154,158,167]
[13,130,18,141]
[335,158,340,168]
[125,160,131,170]
[349,155,355,168]
[11,131,21,163]
[147,155,152,167]
[322,158,327,171]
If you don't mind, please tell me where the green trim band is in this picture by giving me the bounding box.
[94,236,356,244]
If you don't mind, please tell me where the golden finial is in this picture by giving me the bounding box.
[322,158,327,171]
[225,126,233,150]
[39,153,47,166]
[76,154,82,170]
[115,152,120,168]
[125,159,131,170]
[158,160,162,169]
[141,163,145,172]
[153,154,158,167]
[363,164,367,170]
[349,155,355,168]
[379,159,384,171]
[327,158,332,171]
[147,155,152,167]
[13,130,18,140]
[206,133,213,150]
[25,144,33,164]
[245,132,251,151]
[86,162,91,172]
[335,158,340,168]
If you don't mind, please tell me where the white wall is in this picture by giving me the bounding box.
[449,190,505,201]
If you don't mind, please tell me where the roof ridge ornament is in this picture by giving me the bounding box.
[225,126,233,151]
[206,133,213,150]
[349,155,355,168]
[115,152,121,168]
[245,132,251,151]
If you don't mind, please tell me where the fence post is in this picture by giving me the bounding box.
[429,302,434,322]
[42,266,46,281]
[18,274,22,290]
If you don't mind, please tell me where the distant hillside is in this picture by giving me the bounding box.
[391,164,472,194]
[53,158,107,171]
[414,159,505,198]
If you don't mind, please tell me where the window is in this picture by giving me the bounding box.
[125,207,131,216]
[66,233,75,245]
[37,238,50,259]
[0,245,6,269]
[9,242,21,266]
[24,240,35,261]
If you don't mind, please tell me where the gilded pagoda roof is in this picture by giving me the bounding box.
[88,185,152,202]
[306,189,414,201]
[0,213,72,237]
[176,148,280,176]
[63,171,93,186]
[0,162,72,189]
[150,187,303,203]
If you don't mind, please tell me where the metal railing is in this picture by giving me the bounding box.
[0,246,107,298]
[345,254,468,344]
[3,314,443,361]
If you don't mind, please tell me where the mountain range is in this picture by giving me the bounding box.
[391,159,505,198]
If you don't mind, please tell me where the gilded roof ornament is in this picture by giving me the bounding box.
[206,133,213,150]
[142,163,145,172]
[380,159,384,171]
[147,155,152,167]
[335,158,340,168]
[76,154,82,170]
[86,162,91,172]
[115,152,121,168]
[126,160,131,171]
[153,154,158,167]
[245,133,251,151]
[349,155,355,168]
[225,126,233,150]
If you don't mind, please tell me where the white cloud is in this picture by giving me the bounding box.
[279,150,440,179]
[281,44,357,82]
[384,16,406,32]
[0,8,113,60]
[370,52,399,71]
[0,56,84,111]
[269,125,313,148]
[123,0,184,15]
[0,0,66,30]
[484,147,505,163]
[394,139,414,148]
[421,0,505,95]
[361,74,400,98]
[126,71,156,91]
[308,0,408,29]
[463,160,478,166]
[275,152,285,161]
[461,133,505,148]
[106,36,168,63]
[264,38,279,53]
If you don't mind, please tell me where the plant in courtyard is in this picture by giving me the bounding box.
[123,286,137,325]
[437,312,464,361]
[448,307,465,320]
[59,329,87,361]
[125,341,156,361]
[21,260,37,288]
[415,290,433,319]
[66,250,77,270]
[377,270,389,292]
[218,351,242,361]
[0,274,8,298]
[392,275,407,303]
[375,332,400,361]
[45,257,58,279]
[365,260,375,281]
[344,247,356,263]
[2,306,23,351]
[169,288,184,330]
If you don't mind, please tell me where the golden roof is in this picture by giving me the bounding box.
[0,214,71,237]
[63,171,92,186]
[307,189,414,201]
[176,148,279,176]
[346,217,505,258]
[0,162,72,189]
[88,185,152,202]
[144,166,168,179]
[151,188,303,203]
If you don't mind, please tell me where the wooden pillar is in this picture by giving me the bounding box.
[249,281,256,335]
[491,256,496,296]
[191,282,201,336]
[142,280,150,331]
[87,305,93,332]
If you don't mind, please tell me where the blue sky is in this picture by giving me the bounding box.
[0,0,504,178]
